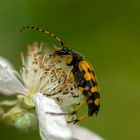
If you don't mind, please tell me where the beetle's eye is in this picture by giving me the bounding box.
[63,47,69,51]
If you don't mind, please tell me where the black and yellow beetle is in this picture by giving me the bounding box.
[19,25,100,123]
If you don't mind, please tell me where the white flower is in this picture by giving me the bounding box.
[0,56,27,95]
[34,92,72,140]
[0,42,104,140]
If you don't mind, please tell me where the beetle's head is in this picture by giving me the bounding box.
[55,47,74,65]
[55,47,72,56]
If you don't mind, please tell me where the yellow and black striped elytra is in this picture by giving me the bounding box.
[19,25,100,123]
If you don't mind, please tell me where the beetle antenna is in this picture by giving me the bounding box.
[19,25,64,47]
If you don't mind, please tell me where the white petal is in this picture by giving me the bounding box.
[71,125,104,140]
[33,92,73,140]
[0,64,28,95]
[0,56,22,81]
[0,56,14,70]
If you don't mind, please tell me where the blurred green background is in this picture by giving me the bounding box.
[0,0,140,140]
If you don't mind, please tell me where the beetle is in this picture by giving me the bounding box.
[19,25,100,123]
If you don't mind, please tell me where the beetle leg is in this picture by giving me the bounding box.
[67,114,88,124]
[46,96,88,116]
[71,96,88,114]
[67,71,75,83]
